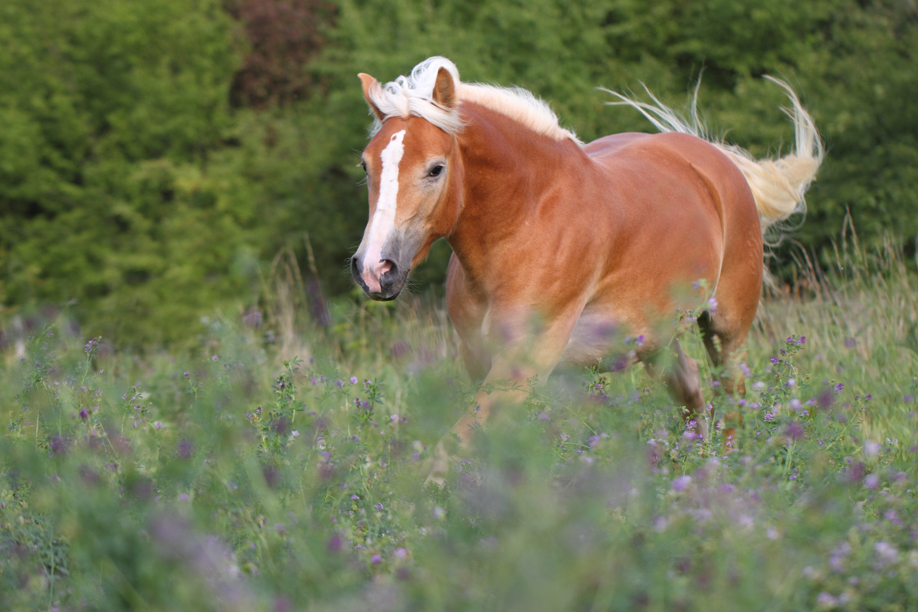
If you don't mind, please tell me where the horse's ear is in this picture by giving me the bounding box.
[358,73,385,121]
[431,67,457,110]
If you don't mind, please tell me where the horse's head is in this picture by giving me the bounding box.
[350,61,464,301]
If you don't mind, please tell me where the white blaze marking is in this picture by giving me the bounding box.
[362,130,405,289]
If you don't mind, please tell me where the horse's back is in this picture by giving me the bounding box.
[586,131,760,255]
[582,132,653,159]
[586,131,753,210]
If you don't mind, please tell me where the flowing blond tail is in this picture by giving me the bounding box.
[603,77,824,233]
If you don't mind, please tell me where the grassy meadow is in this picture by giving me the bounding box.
[2,239,918,612]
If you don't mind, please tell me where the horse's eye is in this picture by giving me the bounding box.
[428,164,445,178]
[361,161,367,173]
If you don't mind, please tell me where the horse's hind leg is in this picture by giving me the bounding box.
[697,311,747,395]
[697,301,755,449]
[656,339,711,440]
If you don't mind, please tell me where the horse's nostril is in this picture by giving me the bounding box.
[379,259,398,282]
[351,256,362,276]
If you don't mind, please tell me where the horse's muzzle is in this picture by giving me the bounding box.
[351,255,406,300]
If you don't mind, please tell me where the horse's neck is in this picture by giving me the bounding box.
[447,104,580,282]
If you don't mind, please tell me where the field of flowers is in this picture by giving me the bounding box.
[2,244,918,611]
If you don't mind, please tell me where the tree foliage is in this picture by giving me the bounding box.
[225,0,337,108]
[1,0,916,346]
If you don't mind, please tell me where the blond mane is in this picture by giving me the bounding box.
[366,57,581,145]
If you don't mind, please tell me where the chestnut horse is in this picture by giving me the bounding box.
[350,57,822,484]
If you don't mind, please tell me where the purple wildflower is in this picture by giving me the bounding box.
[50,436,68,455]
[672,475,692,492]
[816,593,838,607]
[326,534,342,552]
[834,383,844,392]
[83,337,99,355]
[176,439,194,459]
[874,541,899,567]
[350,377,358,384]
[785,421,804,440]
[242,307,263,327]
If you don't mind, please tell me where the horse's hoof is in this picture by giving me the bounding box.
[424,472,447,489]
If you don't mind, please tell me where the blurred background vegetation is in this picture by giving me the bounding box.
[1,0,917,347]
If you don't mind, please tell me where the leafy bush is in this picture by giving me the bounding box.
[225,0,338,108]
[2,0,918,347]
[0,0,245,346]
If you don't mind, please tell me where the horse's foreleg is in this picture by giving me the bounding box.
[425,361,536,486]
[426,308,579,486]
[460,340,490,384]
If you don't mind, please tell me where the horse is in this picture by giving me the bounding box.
[349,57,823,484]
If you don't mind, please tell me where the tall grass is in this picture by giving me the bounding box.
[1,241,917,611]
